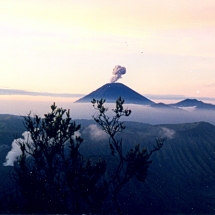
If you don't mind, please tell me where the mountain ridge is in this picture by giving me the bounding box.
[170,98,215,110]
[75,83,215,111]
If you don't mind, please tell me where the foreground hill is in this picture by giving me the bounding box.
[142,122,215,214]
[78,120,215,214]
[0,114,24,146]
[0,115,25,190]
[1,116,215,214]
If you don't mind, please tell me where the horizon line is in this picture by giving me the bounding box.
[1,88,215,102]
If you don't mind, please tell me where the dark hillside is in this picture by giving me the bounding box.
[0,115,25,197]
[79,121,215,214]
[1,118,215,214]
[0,114,25,146]
[129,122,215,214]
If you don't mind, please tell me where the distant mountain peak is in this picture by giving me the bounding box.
[175,99,203,106]
[183,98,199,102]
[75,83,155,105]
[171,98,215,110]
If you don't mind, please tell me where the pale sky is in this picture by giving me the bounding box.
[1,0,215,99]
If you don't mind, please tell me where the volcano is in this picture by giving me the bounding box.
[75,83,154,105]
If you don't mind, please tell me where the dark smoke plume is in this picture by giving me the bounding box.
[110,65,126,83]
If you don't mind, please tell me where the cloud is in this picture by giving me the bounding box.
[159,127,175,139]
[145,94,186,100]
[83,124,108,141]
[3,131,32,166]
[0,88,84,98]
[177,106,196,112]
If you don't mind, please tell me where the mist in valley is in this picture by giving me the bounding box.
[70,103,215,125]
[1,99,215,213]
[1,98,215,125]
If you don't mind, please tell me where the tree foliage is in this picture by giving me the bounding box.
[14,103,107,213]
[91,97,164,214]
[10,98,164,214]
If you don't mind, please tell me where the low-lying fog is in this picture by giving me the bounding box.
[1,97,215,125]
[70,103,215,125]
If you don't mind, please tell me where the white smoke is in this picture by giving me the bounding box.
[72,131,81,140]
[110,65,126,83]
[3,130,81,167]
[160,127,175,139]
[3,131,32,166]
[84,124,108,141]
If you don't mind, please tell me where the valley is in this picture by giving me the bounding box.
[1,115,215,213]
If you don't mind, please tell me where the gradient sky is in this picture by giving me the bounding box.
[1,0,215,99]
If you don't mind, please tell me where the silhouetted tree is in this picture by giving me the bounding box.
[14,103,108,214]
[11,98,164,214]
[91,97,164,214]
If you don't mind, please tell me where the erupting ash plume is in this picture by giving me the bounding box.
[110,65,126,83]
